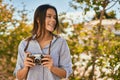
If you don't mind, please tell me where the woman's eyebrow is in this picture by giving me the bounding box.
[47,13,56,16]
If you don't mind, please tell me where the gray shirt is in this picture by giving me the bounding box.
[13,36,72,80]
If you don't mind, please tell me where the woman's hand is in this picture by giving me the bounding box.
[41,55,67,78]
[41,55,53,70]
[24,52,35,69]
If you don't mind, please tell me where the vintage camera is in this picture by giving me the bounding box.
[28,53,44,65]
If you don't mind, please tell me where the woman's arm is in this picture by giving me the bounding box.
[42,55,66,78]
[50,66,66,78]
[41,38,72,78]
[17,67,29,80]
[17,53,35,80]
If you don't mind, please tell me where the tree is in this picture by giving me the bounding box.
[93,10,116,20]
[59,0,120,80]
[0,0,15,34]
[0,0,32,79]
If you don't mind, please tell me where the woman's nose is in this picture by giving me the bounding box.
[51,17,56,23]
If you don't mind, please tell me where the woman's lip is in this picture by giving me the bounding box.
[48,24,55,27]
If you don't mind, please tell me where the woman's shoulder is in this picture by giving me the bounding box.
[58,36,66,41]
[54,35,67,43]
[19,36,33,45]
[19,39,27,47]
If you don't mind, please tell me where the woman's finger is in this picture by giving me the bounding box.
[26,57,34,62]
[24,61,35,67]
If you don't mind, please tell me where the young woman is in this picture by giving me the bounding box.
[14,4,72,80]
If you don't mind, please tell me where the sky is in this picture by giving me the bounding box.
[3,0,75,23]
[3,0,120,23]
[4,0,73,13]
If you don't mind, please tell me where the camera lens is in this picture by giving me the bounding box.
[34,59,40,64]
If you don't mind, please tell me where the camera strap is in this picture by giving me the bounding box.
[24,38,52,80]
[48,40,52,55]
[23,37,32,80]
[24,35,59,80]
[24,37,32,52]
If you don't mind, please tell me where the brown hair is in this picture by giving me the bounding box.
[32,4,59,39]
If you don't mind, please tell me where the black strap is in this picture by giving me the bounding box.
[24,39,31,52]
[24,36,59,79]
[24,39,52,80]
[48,41,52,55]
[24,38,31,80]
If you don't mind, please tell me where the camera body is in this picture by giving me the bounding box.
[28,53,44,65]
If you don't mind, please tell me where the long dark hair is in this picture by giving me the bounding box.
[24,5,59,79]
[32,4,59,39]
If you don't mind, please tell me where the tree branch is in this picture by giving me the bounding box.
[105,0,119,11]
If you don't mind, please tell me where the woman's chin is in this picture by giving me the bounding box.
[48,29,54,32]
[49,30,54,32]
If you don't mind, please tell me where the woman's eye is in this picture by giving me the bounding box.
[46,15,56,20]
[54,17,56,19]
[46,16,51,18]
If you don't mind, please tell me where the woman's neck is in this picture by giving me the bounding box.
[37,32,53,49]
[38,32,53,42]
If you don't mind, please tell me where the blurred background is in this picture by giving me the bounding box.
[1,0,120,80]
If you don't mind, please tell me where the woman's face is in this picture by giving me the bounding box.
[45,8,56,32]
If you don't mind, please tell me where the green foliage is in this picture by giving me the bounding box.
[0,22,32,79]
[0,0,32,79]
[60,19,116,80]
[114,22,120,30]
[70,0,119,20]
[0,1,15,34]
[70,0,109,13]
[93,11,116,20]
[64,22,120,80]
[67,0,120,80]
[1,0,120,80]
